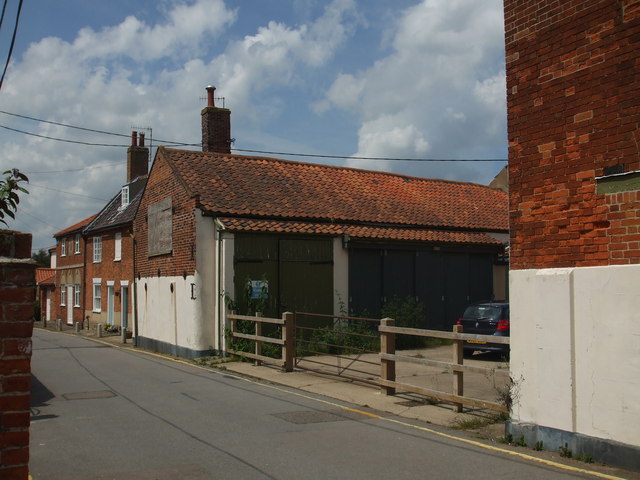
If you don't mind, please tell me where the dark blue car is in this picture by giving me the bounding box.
[456,302,509,357]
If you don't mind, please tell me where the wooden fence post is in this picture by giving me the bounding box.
[380,317,396,395]
[282,312,295,372]
[452,324,464,412]
[255,312,263,366]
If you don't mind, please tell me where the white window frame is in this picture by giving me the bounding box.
[121,186,130,208]
[74,283,81,307]
[114,232,122,261]
[60,285,66,306]
[92,279,102,312]
[74,234,81,254]
[93,237,102,263]
[61,239,66,257]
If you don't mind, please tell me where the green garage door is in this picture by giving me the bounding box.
[234,235,333,319]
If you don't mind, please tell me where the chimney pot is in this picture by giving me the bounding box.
[206,85,216,107]
[139,132,145,147]
[131,131,137,147]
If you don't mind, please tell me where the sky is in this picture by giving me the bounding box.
[0,0,508,252]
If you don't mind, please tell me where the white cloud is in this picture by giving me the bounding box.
[319,0,507,180]
[0,0,360,249]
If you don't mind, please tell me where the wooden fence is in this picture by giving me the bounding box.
[226,312,509,413]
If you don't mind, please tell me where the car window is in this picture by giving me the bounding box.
[463,306,502,320]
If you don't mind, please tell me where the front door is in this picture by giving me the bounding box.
[107,285,114,326]
[66,285,73,325]
[45,289,51,322]
[121,286,129,329]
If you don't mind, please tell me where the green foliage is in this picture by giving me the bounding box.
[559,444,572,458]
[300,319,379,356]
[0,169,28,226]
[575,453,593,464]
[514,435,527,447]
[499,433,513,444]
[224,279,281,360]
[31,248,51,267]
[533,441,544,451]
[381,295,427,349]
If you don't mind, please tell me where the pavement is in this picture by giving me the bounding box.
[35,320,510,431]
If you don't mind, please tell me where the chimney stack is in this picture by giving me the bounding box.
[201,85,231,154]
[127,131,149,182]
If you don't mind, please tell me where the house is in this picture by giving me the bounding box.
[505,0,640,470]
[132,86,509,358]
[83,132,148,330]
[35,267,55,324]
[52,214,97,326]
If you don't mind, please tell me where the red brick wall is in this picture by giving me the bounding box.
[53,234,86,326]
[0,230,35,480]
[506,0,640,269]
[134,149,197,278]
[84,228,134,325]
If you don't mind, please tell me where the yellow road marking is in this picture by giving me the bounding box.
[38,328,630,480]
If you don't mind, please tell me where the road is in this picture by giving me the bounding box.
[30,329,597,480]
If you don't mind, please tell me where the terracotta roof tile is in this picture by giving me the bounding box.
[162,148,508,233]
[35,268,55,285]
[219,218,504,246]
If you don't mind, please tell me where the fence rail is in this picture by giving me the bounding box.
[225,312,509,413]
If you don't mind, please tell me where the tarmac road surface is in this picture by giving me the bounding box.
[29,329,618,480]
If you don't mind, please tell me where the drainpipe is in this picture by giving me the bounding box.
[131,231,139,346]
[214,218,226,354]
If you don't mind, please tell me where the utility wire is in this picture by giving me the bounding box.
[0,0,23,92]
[232,148,506,162]
[29,183,109,202]
[0,1,8,35]
[0,124,129,147]
[0,109,508,163]
[27,161,126,174]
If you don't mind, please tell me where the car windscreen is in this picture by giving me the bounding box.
[462,306,502,320]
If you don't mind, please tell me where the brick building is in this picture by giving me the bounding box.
[52,214,96,327]
[83,133,148,330]
[133,87,508,358]
[505,0,640,469]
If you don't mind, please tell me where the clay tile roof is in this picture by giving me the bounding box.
[53,213,98,238]
[218,218,505,245]
[160,147,508,239]
[35,268,55,285]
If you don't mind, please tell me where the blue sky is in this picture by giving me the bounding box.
[0,0,507,251]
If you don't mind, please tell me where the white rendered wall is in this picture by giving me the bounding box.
[333,237,349,316]
[510,265,640,447]
[217,230,235,352]
[195,210,217,351]
[136,274,203,352]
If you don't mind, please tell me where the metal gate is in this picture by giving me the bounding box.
[294,312,381,386]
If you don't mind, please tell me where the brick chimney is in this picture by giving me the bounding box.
[201,85,231,154]
[127,131,149,182]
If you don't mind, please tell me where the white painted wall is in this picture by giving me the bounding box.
[510,265,640,447]
[137,274,203,351]
[195,210,217,351]
[333,237,349,316]
[217,230,235,352]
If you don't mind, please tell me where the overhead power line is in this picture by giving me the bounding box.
[29,183,109,202]
[0,109,508,163]
[0,0,23,92]
[232,148,506,162]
